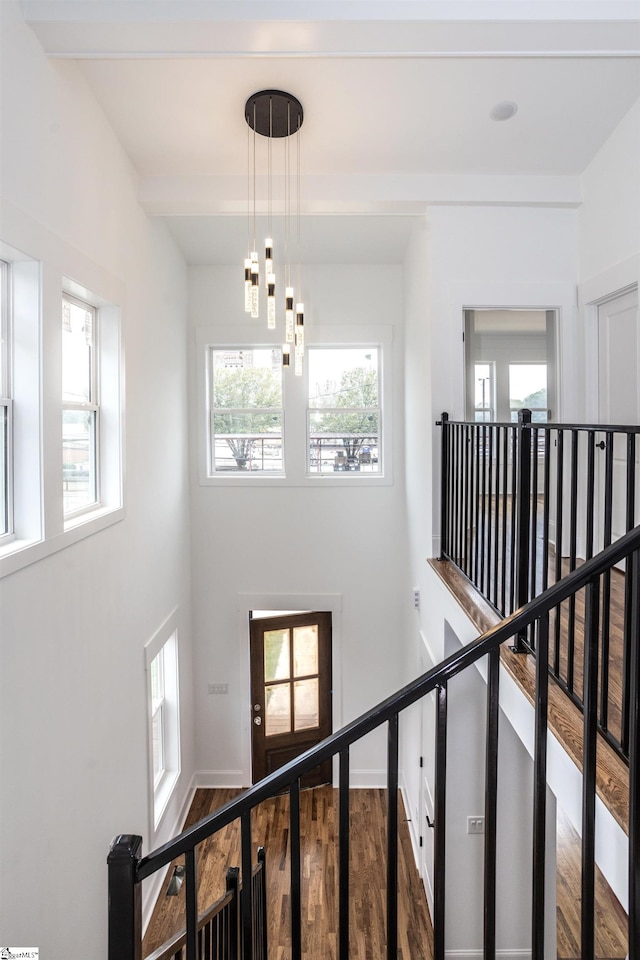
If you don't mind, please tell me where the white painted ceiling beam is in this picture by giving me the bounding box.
[22,20,640,58]
[19,1,640,23]
[138,172,583,216]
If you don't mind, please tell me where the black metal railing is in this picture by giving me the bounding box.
[108,846,266,960]
[438,410,640,760]
[109,525,640,960]
[140,850,266,960]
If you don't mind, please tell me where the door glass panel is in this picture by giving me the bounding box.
[294,678,319,731]
[264,629,290,681]
[293,624,318,677]
[265,683,291,736]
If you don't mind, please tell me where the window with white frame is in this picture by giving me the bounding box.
[62,294,99,517]
[0,260,11,539]
[307,347,381,474]
[208,347,284,475]
[146,624,180,828]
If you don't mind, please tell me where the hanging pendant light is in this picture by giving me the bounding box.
[242,90,306,368]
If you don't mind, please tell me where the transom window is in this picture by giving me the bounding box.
[62,294,99,516]
[307,347,381,474]
[0,259,11,539]
[209,347,283,475]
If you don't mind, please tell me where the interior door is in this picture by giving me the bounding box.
[597,287,640,547]
[250,611,332,787]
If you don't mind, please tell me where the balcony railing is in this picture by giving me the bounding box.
[437,410,640,761]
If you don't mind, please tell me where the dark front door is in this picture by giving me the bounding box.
[250,611,332,787]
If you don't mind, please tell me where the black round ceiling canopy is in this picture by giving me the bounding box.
[244,90,304,138]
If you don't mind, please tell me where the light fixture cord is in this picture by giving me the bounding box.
[285,101,291,288]
[253,102,257,253]
[246,112,251,256]
[268,97,273,237]
[296,114,302,298]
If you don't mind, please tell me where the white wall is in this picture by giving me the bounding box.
[0,3,194,956]
[579,95,640,287]
[187,262,410,787]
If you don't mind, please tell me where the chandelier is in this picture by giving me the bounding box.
[243,90,305,375]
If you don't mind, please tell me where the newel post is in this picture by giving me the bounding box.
[513,408,532,652]
[438,412,450,559]
[107,834,143,960]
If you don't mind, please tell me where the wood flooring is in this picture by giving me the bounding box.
[142,787,434,960]
[143,784,630,959]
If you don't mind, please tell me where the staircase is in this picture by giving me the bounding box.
[108,519,640,960]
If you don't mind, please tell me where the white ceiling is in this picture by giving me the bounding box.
[20,0,640,264]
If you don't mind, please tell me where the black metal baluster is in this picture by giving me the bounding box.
[185,848,198,960]
[542,429,551,595]
[258,847,267,960]
[501,427,509,615]
[487,425,494,602]
[463,424,470,578]
[493,426,501,610]
[529,427,539,649]
[480,424,487,595]
[567,430,579,692]
[339,748,350,960]
[387,714,399,960]
[227,865,240,960]
[509,425,518,614]
[453,425,461,566]
[532,613,550,960]
[600,435,614,734]
[440,414,450,558]
[581,577,600,960]
[513,409,532,650]
[628,547,640,960]
[467,424,480,584]
[484,647,500,960]
[290,779,302,960]
[241,810,253,960]
[622,433,637,754]
[434,683,448,960]
[553,431,565,674]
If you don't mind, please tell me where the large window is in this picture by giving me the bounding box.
[62,294,99,517]
[508,363,548,422]
[0,260,11,539]
[198,326,391,486]
[146,623,180,829]
[307,347,381,474]
[209,347,283,474]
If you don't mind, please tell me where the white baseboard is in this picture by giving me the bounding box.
[193,769,247,788]
[445,951,530,960]
[347,769,387,788]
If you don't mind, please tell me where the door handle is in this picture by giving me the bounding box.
[254,716,262,726]
[596,440,606,450]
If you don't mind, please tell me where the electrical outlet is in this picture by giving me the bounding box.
[467,816,484,835]
[208,682,229,695]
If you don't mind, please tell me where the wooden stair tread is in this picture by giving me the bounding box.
[428,558,629,833]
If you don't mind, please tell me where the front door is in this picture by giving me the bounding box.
[250,612,332,787]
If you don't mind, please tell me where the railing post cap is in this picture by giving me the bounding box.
[108,834,143,864]
[518,407,532,424]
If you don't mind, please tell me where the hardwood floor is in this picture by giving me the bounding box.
[556,808,628,960]
[143,787,434,960]
[143,785,629,959]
